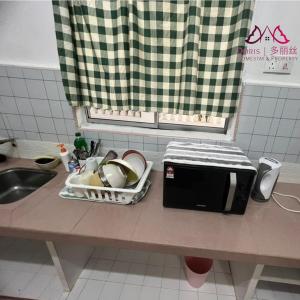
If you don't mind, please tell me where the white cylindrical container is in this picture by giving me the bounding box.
[57,144,71,172]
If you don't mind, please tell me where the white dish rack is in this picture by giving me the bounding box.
[65,159,153,205]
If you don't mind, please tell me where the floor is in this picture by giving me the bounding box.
[0,238,299,300]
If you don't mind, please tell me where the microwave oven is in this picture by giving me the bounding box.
[163,142,257,215]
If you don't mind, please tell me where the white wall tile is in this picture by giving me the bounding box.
[257,97,277,117]
[23,68,43,80]
[9,78,29,97]
[249,135,268,152]
[282,100,300,119]
[240,96,260,116]
[262,87,280,98]
[42,70,56,81]
[253,117,272,135]
[0,65,8,77]
[40,133,58,143]
[274,98,285,118]
[237,116,256,134]
[5,114,23,130]
[31,99,51,117]
[26,79,47,99]
[21,115,38,132]
[50,101,64,118]
[0,77,12,96]
[286,138,300,155]
[44,81,60,100]
[272,137,290,153]
[287,88,300,100]
[0,96,18,114]
[243,85,263,97]
[15,97,34,115]
[36,117,56,134]
[54,118,68,135]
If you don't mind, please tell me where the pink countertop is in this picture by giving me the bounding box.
[0,158,299,267]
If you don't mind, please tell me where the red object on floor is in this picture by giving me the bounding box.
[184,256,213,288]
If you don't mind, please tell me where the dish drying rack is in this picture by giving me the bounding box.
[64,159,153,205]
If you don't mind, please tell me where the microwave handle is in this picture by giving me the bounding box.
[224,172,237,212]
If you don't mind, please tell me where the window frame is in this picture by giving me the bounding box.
[75,107,237,142]
[86,108,229,134]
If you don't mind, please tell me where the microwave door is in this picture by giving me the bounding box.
[163,165,230,212]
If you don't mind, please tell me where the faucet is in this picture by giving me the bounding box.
[0,138,16,147]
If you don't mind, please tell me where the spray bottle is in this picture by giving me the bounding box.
[57,144,71,172]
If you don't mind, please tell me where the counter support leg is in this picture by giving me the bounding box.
[46,241,93,292]
[230,261,264,300]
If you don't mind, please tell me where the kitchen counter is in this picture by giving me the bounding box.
[0,158,299,268]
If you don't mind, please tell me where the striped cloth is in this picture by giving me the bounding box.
[163,141,256,171]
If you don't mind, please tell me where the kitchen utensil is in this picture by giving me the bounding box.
[65,159,153,204]
[98,164,127,188]
[89,140,95,157]
[99,150,118,166]
[251,157,281,202]
[73,149,81,161]
[122,150,147,180]
[92,140,101,157]
[107,159,139,186]
[34,156,61,170]
[85,157,98,172]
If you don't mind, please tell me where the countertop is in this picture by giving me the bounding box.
[0,158,299,268]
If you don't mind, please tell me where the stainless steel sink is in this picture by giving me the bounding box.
[0,168,57,204]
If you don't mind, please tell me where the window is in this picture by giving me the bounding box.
[86,108,228,134]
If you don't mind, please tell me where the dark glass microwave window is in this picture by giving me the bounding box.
[163,164,230,211]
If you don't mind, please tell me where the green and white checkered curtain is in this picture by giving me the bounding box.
[53,0,253,118]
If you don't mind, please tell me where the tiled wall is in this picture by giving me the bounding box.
[0,65,76,145]
[0,65,300,163]
[236,85,300,163]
